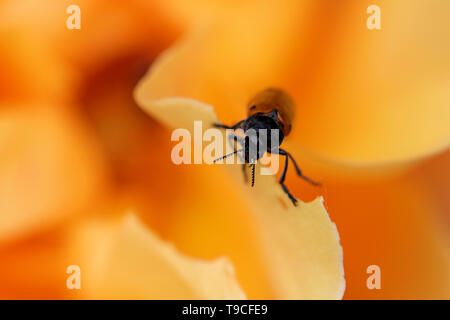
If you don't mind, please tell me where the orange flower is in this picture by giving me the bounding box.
[0,0,449,299]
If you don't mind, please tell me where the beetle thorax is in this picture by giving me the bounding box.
[242,113,284,163]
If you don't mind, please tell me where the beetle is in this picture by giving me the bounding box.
[213,88,320,206]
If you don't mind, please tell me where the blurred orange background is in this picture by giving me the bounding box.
[0,0,449,299]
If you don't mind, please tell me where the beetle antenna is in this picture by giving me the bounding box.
[213,149,244,163]
[251,163,255,187]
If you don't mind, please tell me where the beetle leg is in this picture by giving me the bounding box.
[278,152,298,206]
[232,120,245,129]
[278,149,321,186]
[213,119,245,130]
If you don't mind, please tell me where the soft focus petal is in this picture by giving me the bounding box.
[67,214,246,299]
[284,0,450,164]
[0,105,107,243]
[326,175,450,299]
[0,0,179,73]
[0,28,75,103]
[0,230,68,299]
[135,79,345,298]
[133,0,309,124]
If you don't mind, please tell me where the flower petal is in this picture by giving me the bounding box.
[0,0,179,73]
[68,214,246,299]
[135,73,345,299]
[0,28,74,102]
[284,0,450,164]
[0,105,107,243]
